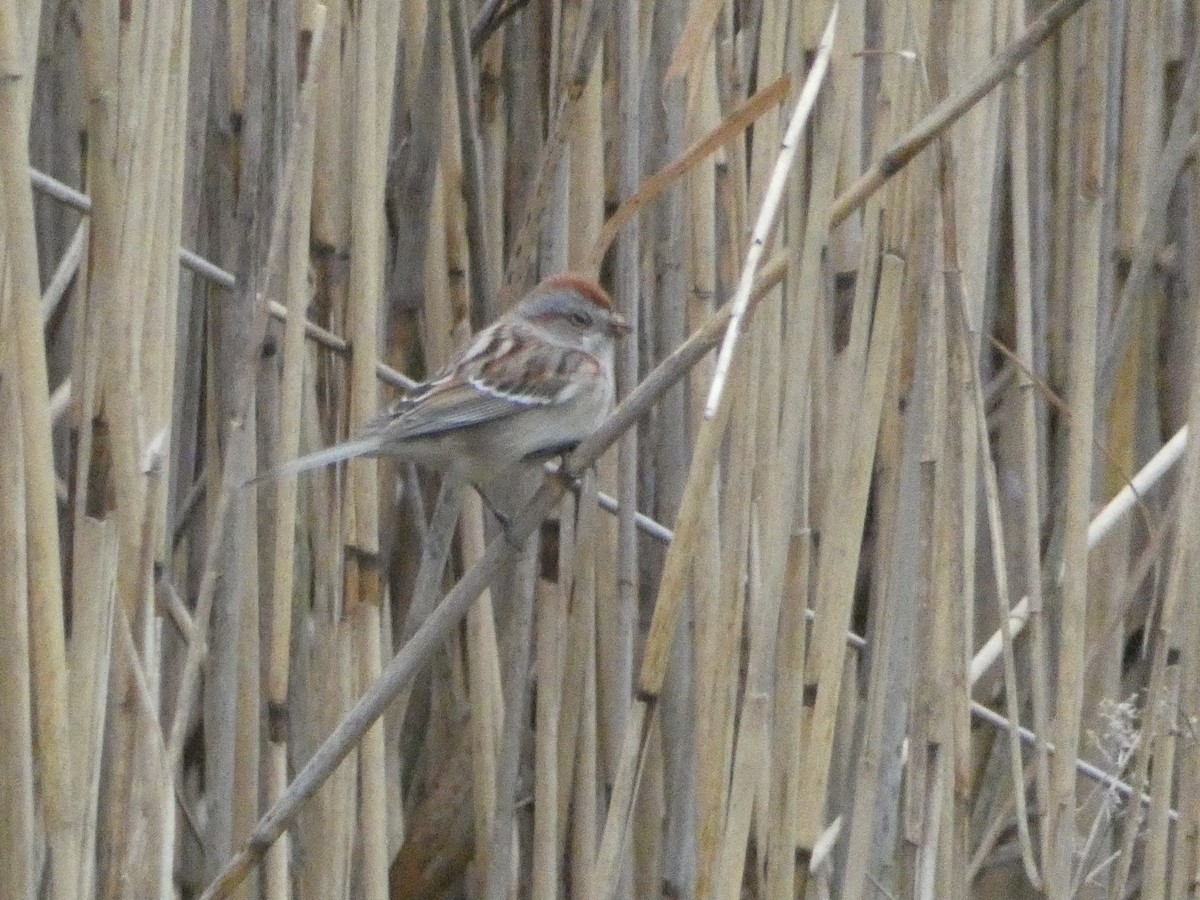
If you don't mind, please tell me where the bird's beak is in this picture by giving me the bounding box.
[608,313,632,337]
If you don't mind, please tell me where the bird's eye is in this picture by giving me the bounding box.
[569,311,592,328]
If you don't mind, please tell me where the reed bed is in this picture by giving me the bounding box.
[4,0,1199,896]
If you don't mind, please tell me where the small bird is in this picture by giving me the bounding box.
[256,273,630,489]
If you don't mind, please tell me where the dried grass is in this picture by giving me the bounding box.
[5,0,1200,897]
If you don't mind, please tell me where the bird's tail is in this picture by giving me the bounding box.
[246,437,382,486]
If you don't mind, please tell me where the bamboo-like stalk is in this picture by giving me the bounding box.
[164,0,330,773]
[1097,45,1200,419]
[931,5,1041,873]
[693,23,743,899]
[559,475,599,890]
[597,330,755,896]
[828,0,1098,226]
[969,426,1190,691]
[484,538,538,900]
[0,2,78,894]
[1169,139,1200,899]
[346,0,390,894]
[531,537,566,900]
[1046,5,1106,893]
[683,45,724,896]
[797,250,904,847]
[600,1,639,896]
[1142,663,1180,896]
[496,0,611,303]
[1007,4,1054,866]
[264,9,324,898]
[1108,83,1200,895]
[67,517,118,899]
[590,72,792,268]
[837,158,905,900]
[208,0,267,886]
[19,2,1200,896]
[571,582,600,891]
[0,356,36,900]
[703,4,837,419]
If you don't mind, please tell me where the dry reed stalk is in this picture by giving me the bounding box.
[563,27,606,892]
[930,3,1042,875]
[40,220,86,323]
[686,31,729,900]
[596,316,760,897]
[570,587,600,890]
[164,0,329,766]
[109,25,195,887]
[484,540,539,900]
[837,197,904,900]
[1097,43,1200,421]
[212,0,268,885]
[264,11,323,899]
[1107,125,1200,897]
[1112,0,1161,262]
[708,323,760,892]
[693,24,749,899]
[1007,3,1054,863]
[950,268,1042,886]
[429,45,506,889]
[1169,144,1200,895]
[462,493,504,895]
[592,1,639,894]
[67,518,118,898]
[294,548,358,900]
[664,0,723,90]
[652,1,698,887]
[531,520,568,900]
[830,0,1096,228]
[0,1,77,894]
[557,476,599,887]
[497,0,610,305]
[449,0,494,315]
[590,71,792,268]
[799,249,904,848]
[1142,662,1180,896]
[346,0,395,893]
[920,22,980,885]
[891,170,936,896]
[477,30,505,317]
[232,450,263,895]
[1074,6,1134,889]
[704,4,836,420]
[1046,5,1106,893]
[919,254,962,898]
[0,363,36,900]
[706,5,793,890]
[683,58,722,900]
[16,0,1199,894]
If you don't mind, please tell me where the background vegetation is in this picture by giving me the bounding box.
[2,0,1198,896]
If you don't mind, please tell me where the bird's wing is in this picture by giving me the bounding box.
[369,342,599,443]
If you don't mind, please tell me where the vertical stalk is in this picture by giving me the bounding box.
[0,2,78,894]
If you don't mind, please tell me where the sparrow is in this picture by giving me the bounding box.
[256,273,630,488]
